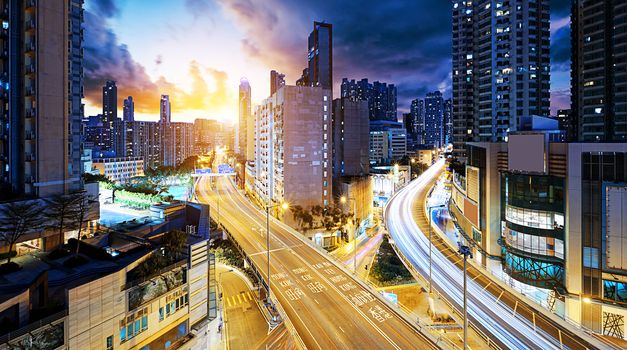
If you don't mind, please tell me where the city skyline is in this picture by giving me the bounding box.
[84,0,572,123]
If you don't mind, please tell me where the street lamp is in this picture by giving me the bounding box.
[264,201,288,303]
[340,195,358,274]
[458,244,473,350]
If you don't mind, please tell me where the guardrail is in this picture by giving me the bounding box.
[0,310,67,345]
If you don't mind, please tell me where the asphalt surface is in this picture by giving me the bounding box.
[197,176,441,350]
[385,160,607,350]
[218,265,268,349]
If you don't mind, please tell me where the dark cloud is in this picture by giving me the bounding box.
[91,0,119,18]
[551,23,571,71]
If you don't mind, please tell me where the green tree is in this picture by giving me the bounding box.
[161,230,187,262]
[0,201,44,263]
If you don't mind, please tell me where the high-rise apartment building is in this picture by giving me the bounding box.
[236,78,251,156]
[123,96,134,122]
[162,122,194,167]
[410,98,425,144]
[332,98,370,178]
[571,0,627,142]
[341,78,398,121]
[254,86,332,208]
[160,95,171,123]
[424,91,445,148]
[0,0,84,197]
[452,0,551,156]
[112,120,162,169]
[444,98,453,145]
[369,121,407,164]
[102,80,117,151]
[307,22,333,90]
[270,70,285,96]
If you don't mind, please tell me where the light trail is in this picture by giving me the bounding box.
[385,160,563,350]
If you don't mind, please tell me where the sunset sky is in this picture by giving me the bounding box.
[84,0,572,124]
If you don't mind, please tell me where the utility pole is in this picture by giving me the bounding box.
[264,202,289,302]
[458,244,472,350]
[341,196,357,274]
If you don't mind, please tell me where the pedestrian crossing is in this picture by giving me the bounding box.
[225,291,255,307]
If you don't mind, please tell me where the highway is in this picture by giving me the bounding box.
[196,175,442,350]
[385,160,601,350]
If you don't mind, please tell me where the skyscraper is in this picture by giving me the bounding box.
[270,70,285,96]
[307,22,333,90]
[452,0,551,156]
[571,0,627,142]
[160,95,171,123]
[424,91,444,148]
[123,96,135,122]
[443,98,453,145]
[102,80,117,151]
[0,0,84,197]
[341,78,397,121]
[410,99,425,144]
[237,78,251,156]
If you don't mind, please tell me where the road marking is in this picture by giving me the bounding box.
[339,326,346,333]
[496,290,504,303]
[237,293,242,304]
[247,292,253,301]
[314,299,320,305]
[226,297,231,307]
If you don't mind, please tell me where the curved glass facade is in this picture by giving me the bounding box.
[501,173,566,290]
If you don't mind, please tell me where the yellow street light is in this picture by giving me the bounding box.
[340,195,347,204]
[281,202,289,210]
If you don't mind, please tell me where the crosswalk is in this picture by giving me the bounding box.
[225,291,255,307]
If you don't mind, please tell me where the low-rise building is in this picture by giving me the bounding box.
[369,121,407,165]
[450,131,627,339]
[371,165,410,207]
[0,204,215,349]
[93,156,145,183]
[336,176,374,239]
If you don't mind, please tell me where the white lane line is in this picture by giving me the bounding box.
[339,326,346,333]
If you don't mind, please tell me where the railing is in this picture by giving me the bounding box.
[0,309,66,345]
[122,258,187,291]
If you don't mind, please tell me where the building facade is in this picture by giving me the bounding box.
[332,98,370,178]
[450,133,627,339]
[424,91,445,148]
[341,78,398,121]
[93,156,145,183]
[307,22,332,90]
[0,0,84,198]
[571,0,627,142]
[123,96,134,122]
[369,121,407,164]
[410,98,425,144]
[254,85,332,208]
[452,0,551,156]
[236,78,251,157]
[160,95,171,124]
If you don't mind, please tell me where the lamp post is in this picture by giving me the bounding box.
[264,202,288,302]
[458,244,473,350]
[340,196,357,274]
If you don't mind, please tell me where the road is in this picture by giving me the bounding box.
[197,176,441,350]
[217,265,268,349]
[330,226,384,280]
[385,160,603,350]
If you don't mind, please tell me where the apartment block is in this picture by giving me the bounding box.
[452,0,551,156]
[0,0,84,198]
[93,156,145,183]
[254,85,332,208]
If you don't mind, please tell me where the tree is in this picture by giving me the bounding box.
[72,192,95,258]
[0,201,44,263]
[161,230,187,262]
[45,194,79,247]
[290,205,305,229]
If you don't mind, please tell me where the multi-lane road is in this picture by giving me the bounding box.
[385,160,606,350]
[197,176,441,349]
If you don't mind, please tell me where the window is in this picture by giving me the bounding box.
[119,328,126,342]
[106,335,113,350]
[159,307,164,321]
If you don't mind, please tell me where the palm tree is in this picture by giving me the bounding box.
[0,201,44,263]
